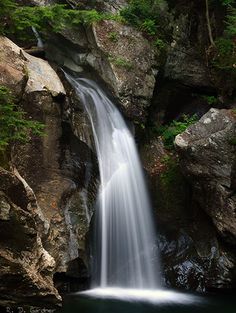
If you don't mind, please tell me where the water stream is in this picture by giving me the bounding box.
[65,73,159,289]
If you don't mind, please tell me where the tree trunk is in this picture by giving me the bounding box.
[205,0,216,47]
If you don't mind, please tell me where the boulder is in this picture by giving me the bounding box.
[175,108,236,245]
[23,52,66,97]
[140,135,236,291]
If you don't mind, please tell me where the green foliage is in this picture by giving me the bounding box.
[0,0,168,49]
[120,0,164,29]
[154,114,198,149]
[0,0,115,40]
[213,6,236,71]
[141,19,157,35]
[109,56,133,69]
[0,0,16,34]
[108,31,119,42]
[220,0,235,5]
[225,8,236,37]
[214,38,235,70]
[154,38,166,50]
[120,0,169,48]
[0,86,44,151]
[202,95,218,105]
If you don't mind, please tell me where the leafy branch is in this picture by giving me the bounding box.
[0,0,121,40]
[0,86,44,152]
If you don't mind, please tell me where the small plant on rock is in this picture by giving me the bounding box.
[109,56,133,69]
[154,114,198,149]
[108,31,119,42]
[0,86,45,152]
[202,95,218,105]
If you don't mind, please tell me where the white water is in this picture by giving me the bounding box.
[66,73,159,289]
[80,288,200,305]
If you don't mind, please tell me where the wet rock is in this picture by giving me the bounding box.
[158,222,235,291]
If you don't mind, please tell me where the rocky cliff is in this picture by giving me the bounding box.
[0,36,98,308]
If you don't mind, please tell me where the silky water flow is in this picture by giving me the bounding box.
[65,72,159,289]
[65,72,198,305]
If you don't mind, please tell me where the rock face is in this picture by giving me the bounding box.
[29,0,157,121]
[0,168,61,308]
[149,0,223,128]
[46,19,157,122]
[90,20,156,121]
[0,36,27,97]
[70,0,128,12]
[175,108,236,245]
[29,0,127,12]
[0,36,98,306]
[164,2,212,89]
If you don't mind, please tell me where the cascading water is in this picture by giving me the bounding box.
[65,72,160,290]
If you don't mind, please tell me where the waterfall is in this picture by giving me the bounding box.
[65,73,159,289]
[31,27,44,48]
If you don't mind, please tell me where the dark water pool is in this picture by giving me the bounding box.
[56,291,236,313]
